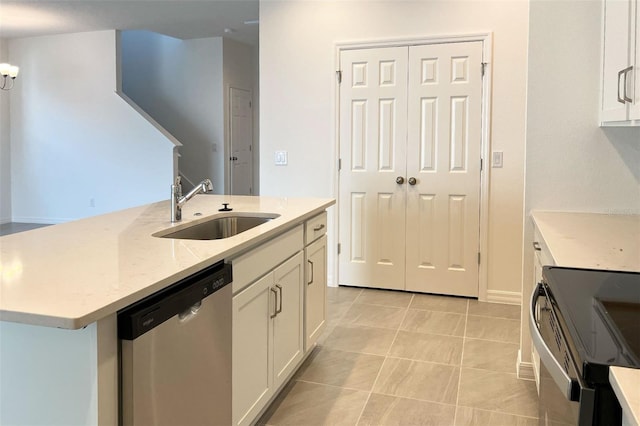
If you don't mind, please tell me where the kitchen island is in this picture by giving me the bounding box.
[0,195,334,425]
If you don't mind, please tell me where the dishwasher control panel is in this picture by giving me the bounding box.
[117,261,232,340]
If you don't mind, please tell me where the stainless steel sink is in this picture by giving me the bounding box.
[153,213,280,240]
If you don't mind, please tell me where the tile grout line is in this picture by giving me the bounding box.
[352,293,415,426]
[453,298,470,425]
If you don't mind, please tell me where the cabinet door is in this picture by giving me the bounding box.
[272,252,304,389]
[305,235,327,350]
[232,273,274,426]
[631,0,640,120]
[601,0,633,122]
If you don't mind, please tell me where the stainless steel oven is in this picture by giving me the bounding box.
[530,267,640,426]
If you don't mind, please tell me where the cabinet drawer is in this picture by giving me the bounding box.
[305,212,327,245]
[231,225,304,294]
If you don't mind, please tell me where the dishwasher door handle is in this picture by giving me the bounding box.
[178,301,202,322]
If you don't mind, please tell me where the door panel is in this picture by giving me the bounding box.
[339,47,408,290]
[405,42,482,297]
[305,235,327,349]
[232,274,272,426]
[230,87,253,195]
[272,253,304,389]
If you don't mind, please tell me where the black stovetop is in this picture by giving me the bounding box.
[543,267,640,383]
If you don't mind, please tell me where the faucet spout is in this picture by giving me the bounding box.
[171,177,213,222]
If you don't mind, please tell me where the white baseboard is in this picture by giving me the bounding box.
[10,216,69,224]
[517,350,535,381]
[486,289,521,305]
[0,217,11,225]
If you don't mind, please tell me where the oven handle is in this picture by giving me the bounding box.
[529,282,579,401]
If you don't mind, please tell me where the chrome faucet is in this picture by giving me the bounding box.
[171,176,213,222]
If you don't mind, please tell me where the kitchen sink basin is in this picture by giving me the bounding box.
[154,213,280,240]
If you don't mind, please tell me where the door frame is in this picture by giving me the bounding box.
[334,33,493,301]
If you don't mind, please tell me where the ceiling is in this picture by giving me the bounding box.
[0,0,259,45]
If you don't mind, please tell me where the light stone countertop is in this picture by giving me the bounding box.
[0,195,334,329]
[531,211,639,271]
[531,211,640,424]
[610,367,640,426]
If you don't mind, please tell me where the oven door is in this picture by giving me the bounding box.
[530,283,595,426]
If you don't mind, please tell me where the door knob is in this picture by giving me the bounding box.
[396,176,405,184]
[408,177,417,185]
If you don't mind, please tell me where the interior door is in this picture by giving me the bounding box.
[338,46,408,290]
[338,41,483,297]
[405,41,482,297]
[230,87,253,195]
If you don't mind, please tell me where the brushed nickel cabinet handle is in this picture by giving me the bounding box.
[275,284,283,315]
[396,176,405,184]
[313,224,325,232]
[618,66,634,104]
[622,66,633,103]
[270,287,278,318]
[308,260,314,285]
[533,241,541,251]
[408,177,417,185]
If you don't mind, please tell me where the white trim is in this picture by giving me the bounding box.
[10,216,69,225]
[517,350,536,381]
[334,33,493,299]
[486,289,522,305]
[0,217,11,225]
[478,33,493,303]
[336,33,495,50]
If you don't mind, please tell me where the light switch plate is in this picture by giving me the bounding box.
[492,151,503,168]
[275,150,288,165]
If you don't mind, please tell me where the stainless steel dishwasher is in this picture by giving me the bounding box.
[118,261,232,426]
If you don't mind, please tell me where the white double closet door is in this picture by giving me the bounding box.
[338,41,483,297]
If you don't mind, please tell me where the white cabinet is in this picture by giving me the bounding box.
[231,211,330,426]
[232,252,304,426]
[305,219,327,350]
[601,0,640,125]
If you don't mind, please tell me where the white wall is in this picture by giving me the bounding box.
[122,31,224,193]
[9,31,174,223]
[0,39,11,223]
[122,32,257,195]
[260,1,530,295]
[520,0,640,365]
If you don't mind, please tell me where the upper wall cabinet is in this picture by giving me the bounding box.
[601,0,639,126]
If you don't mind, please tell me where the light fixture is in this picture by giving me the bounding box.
[0,63,20,91]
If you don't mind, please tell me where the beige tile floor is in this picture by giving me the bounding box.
[259,286,539,426]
